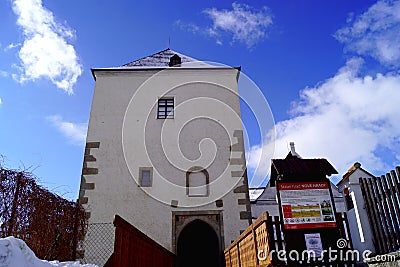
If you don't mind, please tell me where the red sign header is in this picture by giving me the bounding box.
[278,182,329,191]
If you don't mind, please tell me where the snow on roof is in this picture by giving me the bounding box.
[90,48,240,79]
[0,236,98,267]
[121,48,201,68]
[249,188,265,201]
[253,186,277,201]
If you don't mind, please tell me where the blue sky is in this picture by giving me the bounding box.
[1,0,399,200]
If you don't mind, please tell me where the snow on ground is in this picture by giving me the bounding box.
[0,237,98,267]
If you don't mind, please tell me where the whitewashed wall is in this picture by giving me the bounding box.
[79,67,250,265]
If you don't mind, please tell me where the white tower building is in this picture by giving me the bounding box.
[78,49,251,266]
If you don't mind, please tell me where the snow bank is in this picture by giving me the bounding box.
[0,237,98,267]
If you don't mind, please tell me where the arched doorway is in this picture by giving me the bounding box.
[177,219,221,267]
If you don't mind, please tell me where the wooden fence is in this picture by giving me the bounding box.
[359,166,400,254]
[104,215,175,267]
[269,213,354,267]
[225,212,271,267]
[225,212,354,267]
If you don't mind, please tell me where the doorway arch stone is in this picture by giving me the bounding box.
[172,211,224,267]
[177,219,221,267]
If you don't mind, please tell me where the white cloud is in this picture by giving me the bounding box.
[11,0,82,93]
[178,3,273,48]
[0,70,9,77]
[334,0,400,67]
[0,98,2,105]
[247,58,400,186]
[204,3,273,48]
[47,115,87,145]
[4,43,20,51]
[175,20,201,34]
[247,0,400,186]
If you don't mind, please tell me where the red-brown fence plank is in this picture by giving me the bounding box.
[108,215,175,267]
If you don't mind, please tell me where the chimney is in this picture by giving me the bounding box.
[169,54,181,67]
[289,142,302,158]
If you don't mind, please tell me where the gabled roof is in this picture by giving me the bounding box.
[252,185,277,202]
[336,162,375,187]
[91,48,240,80]
[268,144,338,186]
[269,153,337,186]
[249,188,265,201]
[121,48,198,67]
[272,157,338,178]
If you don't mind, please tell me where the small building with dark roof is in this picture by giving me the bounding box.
[336,162,376,254]
[270,151,338,186]
[251,143,345,219]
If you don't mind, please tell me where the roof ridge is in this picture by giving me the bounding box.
[121,48,169,66]
[121,48,199,67]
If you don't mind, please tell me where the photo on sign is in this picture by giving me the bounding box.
[321,200,334,221]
